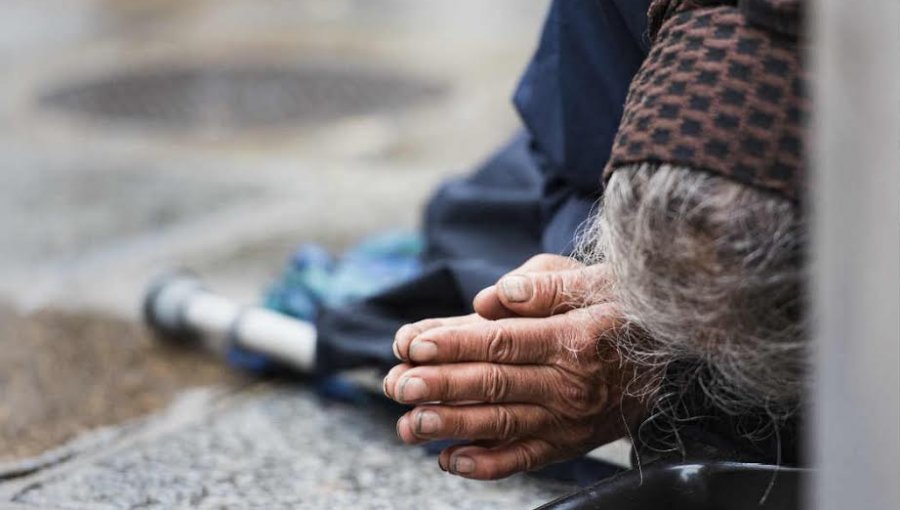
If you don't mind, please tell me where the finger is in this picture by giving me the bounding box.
[472,286,516,320]
[393,315,485,362]
[473,255,584,320]
[397,404,558,444]
[495,265,611,318]
[389,362,560,405]
[405,314,580,364]
[438,440,499,472]
[382,363,414,400]
[445,438,562,480]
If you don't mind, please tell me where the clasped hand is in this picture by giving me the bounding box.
[383,255,645,480]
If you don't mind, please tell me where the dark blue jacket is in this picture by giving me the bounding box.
[516,0,651,252]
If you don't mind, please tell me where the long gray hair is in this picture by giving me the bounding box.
[576,164,808,426]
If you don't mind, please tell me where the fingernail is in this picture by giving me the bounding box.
[383,365,402,399]
[500,275,532,303]
[438,458,448,472]
[396,416,405,439]
[415,410,441,435]
[398,377,427,402]
[452,456,475,474]
[395,324,416,359]
[409,340,438,362]
[382,376,389,397]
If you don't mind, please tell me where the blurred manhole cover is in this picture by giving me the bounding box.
[39,63,444,131]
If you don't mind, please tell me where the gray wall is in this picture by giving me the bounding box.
[812,0,900,508]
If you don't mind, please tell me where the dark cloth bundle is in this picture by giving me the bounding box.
[606,0,808,202]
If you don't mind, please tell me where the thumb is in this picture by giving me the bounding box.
[492,265,611,318]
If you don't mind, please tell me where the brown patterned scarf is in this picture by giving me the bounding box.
[605,0,808,202]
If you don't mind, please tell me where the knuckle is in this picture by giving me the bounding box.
[570,396,598,416]
[559,320,600,359]
[437,368,457,400]
[513,441,544,473]
[485,325,514,362]
[449,412,469,437]
[492,406,518,439]
[555,377,602,417]
[545,274,568,311]
[482,365,510,402]
[563,382,591,405]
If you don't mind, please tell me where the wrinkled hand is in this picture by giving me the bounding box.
[383,255,646,480]
[471,254,607,320]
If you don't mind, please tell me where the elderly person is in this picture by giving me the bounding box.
[385,0,808,480]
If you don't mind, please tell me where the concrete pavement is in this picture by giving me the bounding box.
[0,1,582,508]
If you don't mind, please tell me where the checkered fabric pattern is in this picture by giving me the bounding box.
[606,0,807,202]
